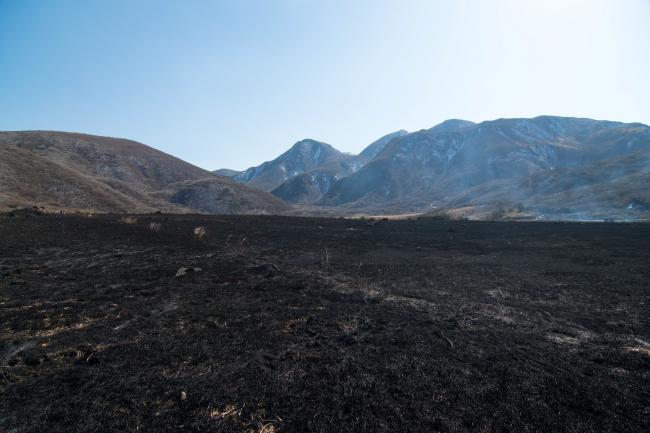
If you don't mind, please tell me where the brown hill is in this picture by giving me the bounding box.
[167,177,289,214]
[0,131,290,214]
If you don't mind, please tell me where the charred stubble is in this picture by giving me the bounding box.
[0,214,649,432]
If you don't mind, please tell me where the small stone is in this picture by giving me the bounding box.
[248,263,280,276]
[193,226,207,239]
[175,267,202,277]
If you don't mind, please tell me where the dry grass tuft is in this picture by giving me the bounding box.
[258,423,276,433]
[118,216,138,225]
[209,404,242,419]
[624,346,650,357]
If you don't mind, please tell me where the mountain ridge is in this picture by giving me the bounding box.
[3,116,649,220]
[320,116,650,219]
[221,131,411,204]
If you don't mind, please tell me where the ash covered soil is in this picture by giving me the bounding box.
[1,214,649,433]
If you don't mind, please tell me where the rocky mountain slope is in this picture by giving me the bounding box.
[359,129,408,160]
[230,139,362,192]
[223,131,409,204]
[0,131,289,214]
[319,116,650,219]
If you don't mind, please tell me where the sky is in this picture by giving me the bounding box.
[1,0,649,170]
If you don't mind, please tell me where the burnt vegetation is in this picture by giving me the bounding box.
[1,213,649,432]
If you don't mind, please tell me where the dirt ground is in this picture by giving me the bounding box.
[1,213,649,433]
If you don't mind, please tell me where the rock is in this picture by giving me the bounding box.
[175,267,202,277]
[2,341,36,365]
[193,226,207,239]
[248,263,280,276]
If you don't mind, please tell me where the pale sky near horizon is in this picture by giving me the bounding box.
[1,0,649,170]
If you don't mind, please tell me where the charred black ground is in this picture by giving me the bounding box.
[1,213,649,432]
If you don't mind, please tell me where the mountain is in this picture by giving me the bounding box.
[319,116,650,219]
[319,119,477,208]
[0,131,289,214]
[229,133,410,205]
[212,168,240,178]
[359,130,408,160]
[271,170,343,204]
[232,139,360,192]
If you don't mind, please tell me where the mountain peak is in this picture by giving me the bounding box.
[289,139,337,154]
[231,138,346,191]
[428,119,476,133]
[284,139,341,164]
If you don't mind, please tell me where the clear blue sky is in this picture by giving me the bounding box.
[1,0,649,170]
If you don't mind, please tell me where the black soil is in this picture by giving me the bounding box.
[1,214,649,433]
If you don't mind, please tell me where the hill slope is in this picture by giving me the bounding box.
[0,131,289,214]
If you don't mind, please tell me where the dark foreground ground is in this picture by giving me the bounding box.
[1,213,649,433]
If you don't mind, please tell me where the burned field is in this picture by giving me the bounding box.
[1,214,649,433]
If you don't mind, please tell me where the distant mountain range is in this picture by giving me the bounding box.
[213,132,407,204]
[218,116,650,220]
[2,116,649,220]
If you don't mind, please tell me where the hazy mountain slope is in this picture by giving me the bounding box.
[233,139,360,192]
[320,116,650,218]
[447,150,650,217]
[270,171,341,204]
[268,150,374,204]
[213,168,240,178]
[321,119,476,206]
[0,131,291,214]
[359,130,408,160]
[264,132,412,204]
